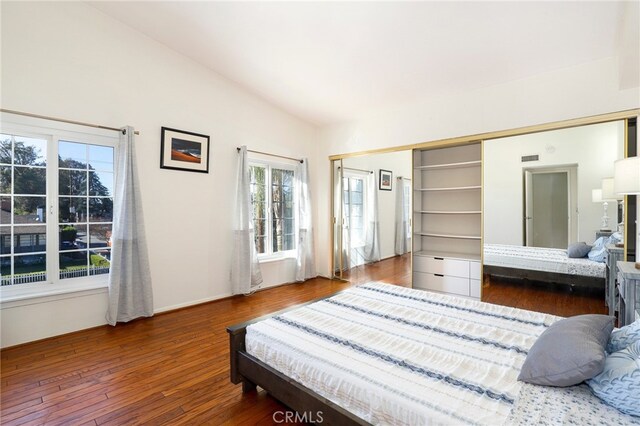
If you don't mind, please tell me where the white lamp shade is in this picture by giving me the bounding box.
[592,188,603,203]
[614,157,640,195]
[601,177,622,201]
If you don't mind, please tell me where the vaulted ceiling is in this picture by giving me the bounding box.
[89,1,639,125]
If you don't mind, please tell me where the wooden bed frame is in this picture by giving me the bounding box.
[483,264,605,290]
[227,295,369,426]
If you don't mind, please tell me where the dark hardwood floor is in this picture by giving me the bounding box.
[0,255,606,425]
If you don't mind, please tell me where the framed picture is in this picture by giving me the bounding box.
[379,169,393,191]
[160,127,210,173]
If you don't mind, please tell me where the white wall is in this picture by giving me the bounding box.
[484,121,625,246]
[0,2,319,347]
[342,151,412,260]
[316,57,639,276]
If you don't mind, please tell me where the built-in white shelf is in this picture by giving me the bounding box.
[415,232,481,240]
[414,160,481,170]
[414,250,481,262]
[416,210,481,215]
[415,185,481,192]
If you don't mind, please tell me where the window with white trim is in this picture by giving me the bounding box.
[0,121,117,296]
[249,162,296,257]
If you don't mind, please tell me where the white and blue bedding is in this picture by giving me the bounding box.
[245,282,636,425]
[484,244,606,278]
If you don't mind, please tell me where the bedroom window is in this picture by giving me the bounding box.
[0,122,117,297]
[249,162,296,257]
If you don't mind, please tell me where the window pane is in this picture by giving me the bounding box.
[89,171,113,196]
[14,167,46,194]
[351,190,362,204]
[88,145,114,171]
[284,219,294,236]
[351,178,362,192]
[283,185,293,202]
[14,225,46,254]
[1,228,10,255]
[282,170,293,186]
[59,251,88,279]
[59,141,87,167]
[250,184,265,205]
[0,135,11,164]
[0,197,9,224]
[250,165,265,185]
[59,224,87,251]
[0,166,10,193]
[351,205,362,218]
[253,201,266,220]
[284,234,295,251]
[14,137,46,166]
[254,219,266,237]
[89,198,113,222]
[59,197,87,223]
[89,224,111,248]
[89,251,110,276]
[13,197,46,224]
[254,236,266,254]
[0,256,10,285]
[13,254,47,284]
[272,169,282,185]
[59,170,87,196]
[272,184,281,202]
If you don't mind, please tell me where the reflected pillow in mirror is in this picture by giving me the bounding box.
[568,242,591,258]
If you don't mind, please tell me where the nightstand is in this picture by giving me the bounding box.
[616,262,640,326]
[605,244,624,315]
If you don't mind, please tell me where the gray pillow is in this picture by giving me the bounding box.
[518,314,614,387]
[567,242,591,258]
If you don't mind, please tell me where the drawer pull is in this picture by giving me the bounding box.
[434,257,444,261]
[434,273,444,277]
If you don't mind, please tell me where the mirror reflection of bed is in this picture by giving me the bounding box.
[332,150,413,287]
[482,120,628,316]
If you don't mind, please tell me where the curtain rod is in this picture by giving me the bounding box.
[0,108,140,135]
[338,166,373,174]
[237,147,303,163]
[397,177,412,180]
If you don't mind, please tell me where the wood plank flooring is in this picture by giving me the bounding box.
[1,254,606,425]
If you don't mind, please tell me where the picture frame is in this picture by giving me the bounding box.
[379,169,393,191]
[160,127,210,173]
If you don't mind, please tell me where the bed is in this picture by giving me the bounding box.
[483,244,606,289]
[227,282,637,425]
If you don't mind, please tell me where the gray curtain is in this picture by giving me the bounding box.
[363,172,381,263]
[231,146,263,294]
[395,177,409,255]
[295,159,316,281]
[106,126,153,326]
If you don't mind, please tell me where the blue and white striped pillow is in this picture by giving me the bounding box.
[587,341,640,417]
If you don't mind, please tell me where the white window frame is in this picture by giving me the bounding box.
[0,113,118,302]
[249,159,297,261]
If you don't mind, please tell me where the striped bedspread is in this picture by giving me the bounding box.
[484,244,606,278]
[247,282,554,425]
[246,282,638,425]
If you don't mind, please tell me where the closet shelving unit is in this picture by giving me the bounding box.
[412,142,482,299]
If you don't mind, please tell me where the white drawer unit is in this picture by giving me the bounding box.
[469,261,481,280]
[413,255,469,278]
[413,272,470,297]
[412,255,482,299]
[470,279,481,298]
